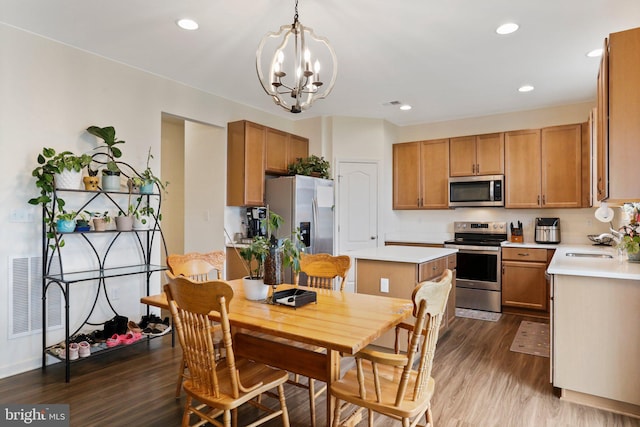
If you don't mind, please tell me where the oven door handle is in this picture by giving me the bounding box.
[444,245,501,254]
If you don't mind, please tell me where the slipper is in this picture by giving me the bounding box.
[150,323,171,336]
[128,320,142,334]
[106,334,120,348]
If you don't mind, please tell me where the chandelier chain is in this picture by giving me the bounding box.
[293,0,299,25]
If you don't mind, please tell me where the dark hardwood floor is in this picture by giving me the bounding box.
[1,313,638,426]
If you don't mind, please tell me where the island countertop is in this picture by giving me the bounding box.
[547,245,640,280]
[349,246,457,264]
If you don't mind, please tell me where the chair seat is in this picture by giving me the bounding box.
[330,361,435,419]
[183,358,289,410]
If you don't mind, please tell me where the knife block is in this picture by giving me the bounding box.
[510,235,523,243]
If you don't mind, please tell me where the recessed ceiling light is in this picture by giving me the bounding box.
[518,85,534,93]
[177,18,199,30]
[586,48,603,58]
[496,23,519,35]
[400,105,412,111]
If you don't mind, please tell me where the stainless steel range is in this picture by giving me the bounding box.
[444,221,507,313]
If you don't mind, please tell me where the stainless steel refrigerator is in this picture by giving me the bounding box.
[265,175,334,282]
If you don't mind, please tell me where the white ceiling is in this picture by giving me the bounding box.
[1,0,639,126]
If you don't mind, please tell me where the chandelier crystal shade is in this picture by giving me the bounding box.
[256,1,337,113]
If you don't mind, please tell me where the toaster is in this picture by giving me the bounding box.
[535,217,561,243]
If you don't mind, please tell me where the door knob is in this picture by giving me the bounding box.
[370,236,376,240]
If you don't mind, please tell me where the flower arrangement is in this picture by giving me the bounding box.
[618,203,640,256]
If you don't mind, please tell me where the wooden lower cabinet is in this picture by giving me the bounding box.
[501,247,552,317]
[355,254,456,350]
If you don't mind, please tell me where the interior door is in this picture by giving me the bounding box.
[337,161,379,292]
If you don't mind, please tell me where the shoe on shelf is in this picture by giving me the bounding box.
[78,341,91,358]
[68,343,79,360]
[127,320,142,334]
[106,334,120,348]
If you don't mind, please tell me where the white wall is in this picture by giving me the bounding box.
[0,23,294,378]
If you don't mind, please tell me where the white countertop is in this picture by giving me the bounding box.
[384,232,453,245]
[502,241,564,250]
[349,246,457,264]
[547,245,640,280]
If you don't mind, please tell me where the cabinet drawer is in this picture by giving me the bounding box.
[502,247,547,262]
[419,258,446,281]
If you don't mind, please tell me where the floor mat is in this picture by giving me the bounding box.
[510,320,550,357]
[455,308,501,322]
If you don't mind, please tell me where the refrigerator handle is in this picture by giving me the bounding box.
[311,197,318,254]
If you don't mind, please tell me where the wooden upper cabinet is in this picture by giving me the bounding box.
[288,135,309,166]
[506,125,584,209]
[393,142,421,209]
[596,37,609,201]
[505,129,542,208]
[393,139,449,210]
[421,139,449,209]
[600,27,640,202]
[265,130,309,175]
[449,133,504,176]
[265,128,289,174]
[227,120,266,206]
[541,124,582,208]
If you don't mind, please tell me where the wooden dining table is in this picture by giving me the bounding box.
[141,279,412,426]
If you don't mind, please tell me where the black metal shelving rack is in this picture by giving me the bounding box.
[40,185,167,382]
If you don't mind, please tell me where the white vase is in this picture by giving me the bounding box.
[242,277,268,301]
[54,169,82,190]
[133,214,152,230]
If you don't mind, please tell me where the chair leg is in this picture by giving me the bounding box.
[368,409,374,427]
[309,378,316,427]
[223,409,231,427]
[332,397,342,427]
[182,396,192,427]
[426,406,433,426]
[175,355,186,399]
[278,383,290,427]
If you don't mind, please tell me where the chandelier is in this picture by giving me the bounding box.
[256,0,337,113]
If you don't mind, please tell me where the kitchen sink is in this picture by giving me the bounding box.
[565,252,613,259]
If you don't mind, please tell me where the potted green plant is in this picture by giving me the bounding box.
[133,203,160,230]
[86,125,126,191]
[55,211,78,233]
[238,236,270,300]
[617,203,640,261]
[131,147,169,194]
[75,212,91,231]
[114,179,136,231]
[287,154,331,179]
[86,210,111,231]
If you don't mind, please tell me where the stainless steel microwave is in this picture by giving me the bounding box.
[448,175,504,207]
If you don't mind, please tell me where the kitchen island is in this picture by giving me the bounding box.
[547,245,640,417]
[350,246,458,349]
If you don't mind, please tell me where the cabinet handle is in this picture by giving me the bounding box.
[472,164,476,174]
[476,163,480,174]
[542,195,546,205]
[417,197,420,206]
[518,253,530,257]
[537,195,541,205]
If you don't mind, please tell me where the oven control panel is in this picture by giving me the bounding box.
[454,221,506,233]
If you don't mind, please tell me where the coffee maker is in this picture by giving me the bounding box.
[246,207,267,238]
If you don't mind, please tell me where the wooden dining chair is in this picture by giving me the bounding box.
[297,252,351,290]
[292,253,352,427]
[330,269,453,427]
[166,250,226,398]
[164,276,290,427]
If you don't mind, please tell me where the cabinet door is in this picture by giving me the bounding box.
[596,38,609,201]
[420,139,449,209]
[505,129,541,208]
[541,124,582,208]
[475,133,504,175]
[243,122,266,206]
[227,121,266,206]
[502,261,547,311]
[608,28,640,201]
[393,142,421,209]
[449,136,476,176]
[265,128,289,174]
[288,135,309,168]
